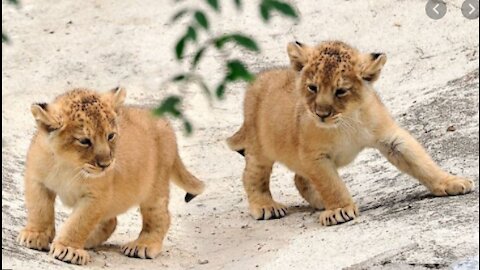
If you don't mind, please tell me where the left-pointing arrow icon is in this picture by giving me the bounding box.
[426,0,447,19]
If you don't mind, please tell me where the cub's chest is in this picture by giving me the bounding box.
[328,127,375,167]
[42,168,86,207]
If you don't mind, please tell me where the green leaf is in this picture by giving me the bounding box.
[233,0,242,9]
[170,9,189,22]
[205,0,220,11]
[215,83,226,99]
[194,11,209,30]
[192,46,206,68]
[260,3,270,21]
[7,0,19,6]
[186,26,197,42]
[269,0,298,18]
[214,34,259,52]
[213,35,229,48]
[154,96,183,117]
[172,74,189,82]
[176,27,197,60]
[2,32,9,43]
[230,34,259,51]
[175,37,186,60]
[197,79,212,99]
[183,119,193,135]
[226,60,254,82]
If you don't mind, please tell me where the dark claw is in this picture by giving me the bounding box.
[145,248,152,259]
[185,193,197,203]
[133,247,139,257]
[72,253,78,262]
[59,248,69,260]
[259,209,266,220]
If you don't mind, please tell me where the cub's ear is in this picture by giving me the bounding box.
[358,53,387,83]
[31,103,62,132]
[105,86,126,111]
[287,41,310,72]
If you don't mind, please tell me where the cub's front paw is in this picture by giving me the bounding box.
[17,229,53,251]
[121,240,162,259]
[250,201,288,220]
[49,242,90,265]
[319,204,359,226]
[431,176,475,196]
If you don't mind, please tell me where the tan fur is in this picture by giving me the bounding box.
[227,41,474,225]
[17,88,204,265]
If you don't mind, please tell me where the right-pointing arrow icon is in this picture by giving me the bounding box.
[461,0,479,19]
[469,3,476,14]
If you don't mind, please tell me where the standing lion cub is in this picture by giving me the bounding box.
[227,41,474,225]
[17,87,205,265]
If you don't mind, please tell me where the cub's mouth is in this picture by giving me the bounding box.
[82,160,115,178]
[310,111,341,128]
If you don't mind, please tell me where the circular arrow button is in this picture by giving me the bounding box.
[462,0,479,19]
[426,0,447,20]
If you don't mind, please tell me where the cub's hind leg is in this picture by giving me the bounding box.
[294,174,324,210]
[121,174,170,259]
[243,154,287,220]
[84,218,117,249]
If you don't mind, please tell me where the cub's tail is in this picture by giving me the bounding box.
[171,153,205,203]
[226,124,246,157]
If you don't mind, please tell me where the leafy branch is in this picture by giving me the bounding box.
[2,0,21,44]
[154,0,299,135]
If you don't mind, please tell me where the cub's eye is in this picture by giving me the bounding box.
[335,88,349,97]
[307,84,318,93]
[107,133,116,141]
[78,138,92,147]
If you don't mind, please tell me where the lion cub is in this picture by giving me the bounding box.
[227,41,474,225]
[17,88,205,265]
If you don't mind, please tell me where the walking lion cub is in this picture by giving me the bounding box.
[227,41,474,225]
[17,87,204,265]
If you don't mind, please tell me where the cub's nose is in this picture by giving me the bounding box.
[315,106,333,120]
[96,159,111,169]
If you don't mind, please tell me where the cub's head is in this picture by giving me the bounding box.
[287,40,386,127]
[31,87,126,177]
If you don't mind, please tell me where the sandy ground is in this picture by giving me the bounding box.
[2,0,479,269]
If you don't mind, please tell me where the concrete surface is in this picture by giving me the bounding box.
[2,0,479,269]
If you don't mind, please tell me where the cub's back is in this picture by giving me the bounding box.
[246,68,297,102]
[243,68,301,154]
[115,106,177,175]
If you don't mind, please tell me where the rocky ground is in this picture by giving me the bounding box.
[2,0,479,269]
